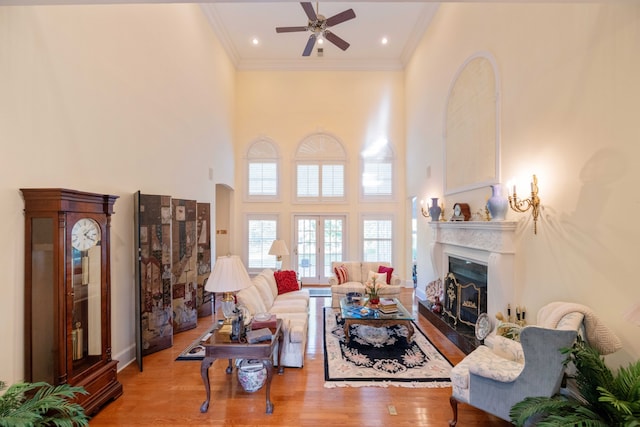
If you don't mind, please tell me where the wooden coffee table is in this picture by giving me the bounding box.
[339,298,414,344]
[200,319,283,414]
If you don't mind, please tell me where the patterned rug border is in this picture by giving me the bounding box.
[323,307,453,388]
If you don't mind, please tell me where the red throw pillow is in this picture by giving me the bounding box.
[274,270,299,295]
[334,265,349,284]
[378,265,394,284]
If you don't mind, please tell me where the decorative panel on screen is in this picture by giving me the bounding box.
[138,194,173,355]
[171,199,198,333]
[196,202,213,318]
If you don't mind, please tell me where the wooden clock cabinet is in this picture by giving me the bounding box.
[21,188,122,414]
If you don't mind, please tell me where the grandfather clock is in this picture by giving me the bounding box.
[21,188,122,414]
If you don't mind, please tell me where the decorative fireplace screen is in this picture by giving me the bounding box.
[443,257,487,328]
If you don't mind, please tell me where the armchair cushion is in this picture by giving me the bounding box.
[377,265,394,284]
[334,265,349,284]
[367,270,387,284]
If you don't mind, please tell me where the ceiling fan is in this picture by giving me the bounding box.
[276,2,356,57]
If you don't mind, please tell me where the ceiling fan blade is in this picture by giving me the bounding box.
[326,8,356,27]
[276,26,308,33]
[301,2,317,22]
[302,34,317,56]
[324,31,350,51]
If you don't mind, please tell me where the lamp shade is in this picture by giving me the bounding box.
[205,255,252,293]
[268,239,289,257]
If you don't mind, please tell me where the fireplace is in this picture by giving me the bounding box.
[419,221,516,353]
[443,257,487,328]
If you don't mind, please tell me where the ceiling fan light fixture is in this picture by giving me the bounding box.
[276,2,356,57]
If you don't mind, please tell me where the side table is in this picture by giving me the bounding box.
[200,319,284,414]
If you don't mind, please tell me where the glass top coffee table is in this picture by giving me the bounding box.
[339,297,414,344]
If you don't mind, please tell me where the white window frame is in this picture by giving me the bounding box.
[360,214,394,265]
[245,214,279,274]
[294,133,347,204]
[360,142,395,201]
[245,138,280,202]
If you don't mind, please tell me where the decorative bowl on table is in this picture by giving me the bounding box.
[346,292,362,304]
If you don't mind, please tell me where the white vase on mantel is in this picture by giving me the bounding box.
[487,184,508,221]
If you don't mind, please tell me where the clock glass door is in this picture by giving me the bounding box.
[70,216,103,378]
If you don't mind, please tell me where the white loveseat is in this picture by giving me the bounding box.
[328,261,402,308]
[236,269,309,368]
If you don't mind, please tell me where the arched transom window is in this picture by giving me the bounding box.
[246,138,279,201]
[295,133,346,203]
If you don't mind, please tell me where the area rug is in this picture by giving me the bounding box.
[323,307,452,388]
[175,320,223,361]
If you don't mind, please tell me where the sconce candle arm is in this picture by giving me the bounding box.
[508,174,541,234]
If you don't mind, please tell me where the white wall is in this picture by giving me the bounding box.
[406,2,640,367]
[234,70,408,278]
[0,4,236,384]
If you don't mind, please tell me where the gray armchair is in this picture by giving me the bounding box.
[449,326,577,425]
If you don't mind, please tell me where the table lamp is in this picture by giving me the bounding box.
[268,239,289,270]
[205,255,252,323]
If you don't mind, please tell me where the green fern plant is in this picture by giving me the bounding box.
[510,337,640,427]
[0,380,89,427]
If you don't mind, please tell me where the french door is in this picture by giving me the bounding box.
[294,215,345,284]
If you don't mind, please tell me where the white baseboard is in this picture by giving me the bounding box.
[113,343,137,372]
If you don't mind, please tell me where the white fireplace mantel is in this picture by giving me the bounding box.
[428,220,517,318]
[430,221,517,254]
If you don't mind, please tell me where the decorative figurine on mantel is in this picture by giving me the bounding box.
[432,296,443,314]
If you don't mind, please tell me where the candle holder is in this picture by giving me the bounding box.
[508,174,541,234]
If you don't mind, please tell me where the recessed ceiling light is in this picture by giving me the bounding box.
[381,37,388,45]
[252,37,259,46]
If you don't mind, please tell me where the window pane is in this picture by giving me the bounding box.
[297,165,319,197]
[249,162,277,196]
[247,219,277,269]
[363,162,392,196]
[322,164,344,197]
[323,219,343,277]
[296,218,317,278]
[363,219,392,263]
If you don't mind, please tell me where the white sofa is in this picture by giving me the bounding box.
[328,261,402,308]
[236,269,309,368]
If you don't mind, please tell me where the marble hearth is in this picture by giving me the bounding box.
[421,220,517,353]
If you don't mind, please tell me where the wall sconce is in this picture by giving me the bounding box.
[420,198,442,222]
[508,174,541,234]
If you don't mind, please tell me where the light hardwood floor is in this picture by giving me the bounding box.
[90,289,510,426]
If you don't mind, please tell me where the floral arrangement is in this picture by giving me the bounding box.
[365,276,383,302]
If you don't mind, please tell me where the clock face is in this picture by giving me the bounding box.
[71,218,101,251]
[454,204,462,216]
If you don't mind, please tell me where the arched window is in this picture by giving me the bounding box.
[295,133,346,203]
[246,138,279,201]
[361,141,394,199]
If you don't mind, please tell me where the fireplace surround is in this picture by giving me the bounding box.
[420,221,517,353]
